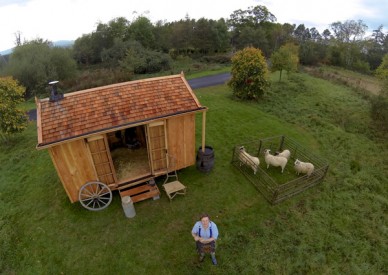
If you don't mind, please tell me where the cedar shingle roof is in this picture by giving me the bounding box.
[36,74,204,148]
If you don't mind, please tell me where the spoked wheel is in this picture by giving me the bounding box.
[78,181,112,211]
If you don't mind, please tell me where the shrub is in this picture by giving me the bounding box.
[370,94,388,131]
[228,47,270,100]
[0,77,28,141]
[200,54,231,64]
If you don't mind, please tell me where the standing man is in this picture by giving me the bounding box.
[191,213,219,265]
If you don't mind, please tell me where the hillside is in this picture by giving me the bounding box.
[0,71,387,274]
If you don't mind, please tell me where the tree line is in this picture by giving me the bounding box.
[1,5,388,97]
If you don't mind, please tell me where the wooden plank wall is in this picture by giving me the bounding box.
[167,114,196,170]
[49,139,97,203]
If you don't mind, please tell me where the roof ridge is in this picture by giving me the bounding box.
[39,74,184,102]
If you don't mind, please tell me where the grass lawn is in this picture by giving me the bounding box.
[1,72,387,274]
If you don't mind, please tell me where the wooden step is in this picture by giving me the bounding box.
[119,182,160,203]
[116,174,154,190]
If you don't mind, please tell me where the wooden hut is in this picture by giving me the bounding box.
[36,73,207,210]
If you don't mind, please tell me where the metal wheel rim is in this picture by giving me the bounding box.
[78,181,112,211]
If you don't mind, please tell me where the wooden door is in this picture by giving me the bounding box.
[147,121,168,175]
[87,135,117,185]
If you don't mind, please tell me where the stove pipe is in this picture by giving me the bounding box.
[49,80,63,102]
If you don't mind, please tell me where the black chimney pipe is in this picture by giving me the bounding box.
[49,80,64,102]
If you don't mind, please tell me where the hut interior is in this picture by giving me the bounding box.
[107,126,151,181]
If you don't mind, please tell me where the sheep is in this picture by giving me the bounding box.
[275,149,291,160]
[263,149,288,173]
[294,159,315,176]
[238,146,260,174]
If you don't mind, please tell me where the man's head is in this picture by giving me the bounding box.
[200,213,210,228]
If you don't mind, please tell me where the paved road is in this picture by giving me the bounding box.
[187,72,231,89]
[27,73,231,121]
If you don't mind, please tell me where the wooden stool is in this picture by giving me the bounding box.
[163,180,186,201]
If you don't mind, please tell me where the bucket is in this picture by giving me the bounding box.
[121,196,136,218]
[196,146,215,172]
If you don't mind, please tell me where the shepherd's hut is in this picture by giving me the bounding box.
[36,73,207,210]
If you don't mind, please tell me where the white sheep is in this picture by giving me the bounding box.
[263,149,288,173]
[238,146,260,174]
[294,159,315,176]
[275,149,291,160]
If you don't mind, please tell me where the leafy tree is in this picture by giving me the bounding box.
[6,39,77,97]
[375,53,388,81]
[228,5,277,54]
[365,26,388,70]
[107,17,130,40]
[322,29,332,42]
[153,20,173,52]
[228,5,276,29]
[128,16,156,49]
[0,77,28,141]
[191,18,230,54]
[119,41,172,74]
[293,24,311,42]
[270,43,299,81]
[73,34,95,64]
[270,23,295,50]
[232,25,269,52]
[213,19,230,53]
[169,17,195,56]
[330,20,368,43]
[228,47,270,100]
[101,39,132,67]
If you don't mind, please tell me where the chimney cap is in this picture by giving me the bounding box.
[49,80,59,85]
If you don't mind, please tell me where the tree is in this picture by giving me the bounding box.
[228,47,270,100]
[270,43,299,81]
[169,18,195,56]
[128,16,156,49]
[6,39,77,97]
[228,5,276,29]
[101,38,132,67]
[228,5,278,54]
[375,54,388,81]
[330,20,368,43]
[119,41,172,74]
[0,77,28,141]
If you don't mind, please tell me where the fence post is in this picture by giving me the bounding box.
[257,140,262,157]
[279,135,285,151]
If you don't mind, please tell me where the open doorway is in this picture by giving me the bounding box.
[107,126,151,182]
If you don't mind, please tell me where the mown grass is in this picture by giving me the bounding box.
[1,72,387,274]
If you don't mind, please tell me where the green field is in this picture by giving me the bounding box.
[1,71,387,274]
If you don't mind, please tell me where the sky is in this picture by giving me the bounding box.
[0,0,387,52]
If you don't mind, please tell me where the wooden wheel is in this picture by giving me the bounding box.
[78,181,112,211]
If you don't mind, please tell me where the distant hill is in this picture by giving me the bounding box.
[53,40,74,48]
[0,48,12,55]
[0,40,74,56]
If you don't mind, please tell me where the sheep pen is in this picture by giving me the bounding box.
[231,135,329,204]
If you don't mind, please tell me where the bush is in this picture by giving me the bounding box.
[200,54,231,64]
[370,94,388,131]
[228,47,270,100]
[0,77,28,141]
